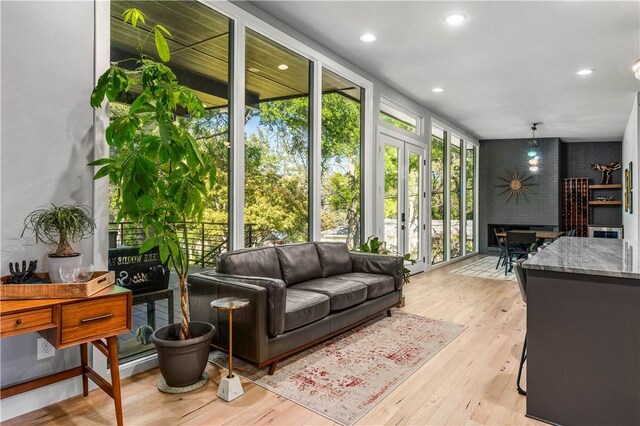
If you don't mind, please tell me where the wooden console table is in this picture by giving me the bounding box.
[0,285,132,426]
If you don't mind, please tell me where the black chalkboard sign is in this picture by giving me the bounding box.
[108,246,170,294]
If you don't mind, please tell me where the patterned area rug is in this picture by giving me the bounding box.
[209,312,465,425]
[449,255,516,281]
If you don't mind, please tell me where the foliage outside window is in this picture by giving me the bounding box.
[450,136,462,259]
[384,145,400,253]
[431,128,446,264]
[465,145,476,253]
[380,100,419,134]
[320,69,363,248]
[244,29,310,246]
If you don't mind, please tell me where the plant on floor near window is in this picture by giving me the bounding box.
[356,235,416,284]
[89,7,215,390]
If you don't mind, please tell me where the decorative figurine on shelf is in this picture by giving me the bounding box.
[8,260,38,283]
[590,162,622,185]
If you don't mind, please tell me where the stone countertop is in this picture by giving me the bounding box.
[523,237,640,280]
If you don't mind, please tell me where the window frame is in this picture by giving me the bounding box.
[379,97,422,135]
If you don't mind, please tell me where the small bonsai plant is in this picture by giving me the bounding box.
[357,235,416,284]
[22,204,96,257]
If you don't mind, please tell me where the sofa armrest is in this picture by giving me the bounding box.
[188,273,270,364]
[350,252,404,290]
[202,272,286,337]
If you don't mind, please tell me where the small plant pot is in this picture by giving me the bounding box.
[47,253,82,283]
[151,321,215,388]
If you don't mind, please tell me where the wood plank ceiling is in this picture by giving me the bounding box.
[110,1,361,108]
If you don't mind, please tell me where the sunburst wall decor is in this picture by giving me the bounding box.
[496,168,537,203]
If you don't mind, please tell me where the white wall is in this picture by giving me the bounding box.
[622,92,640,242]
[0,1,97,420]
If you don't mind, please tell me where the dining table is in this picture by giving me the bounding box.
[495,230,565,241]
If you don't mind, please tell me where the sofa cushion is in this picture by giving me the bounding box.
[334,272,395,299]
[275,244,323,286]
[315,242,353,277]
[292,277,367,311]
[284,289,330,331]
[216,247,282,280]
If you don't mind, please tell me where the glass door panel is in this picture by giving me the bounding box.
[384,144,400,253]
[406,146,424,272]
[381,133,425,273]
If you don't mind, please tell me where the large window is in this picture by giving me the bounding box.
[109,0,231,362]
[466,145,476,253]
[449,136,462,259]
[430,126,477,265]
[320,69,363,248]
[244,29,311,246]
[430,127,446,264]
[380,99,419,134]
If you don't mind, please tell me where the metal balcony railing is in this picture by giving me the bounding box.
[108,221,257,268]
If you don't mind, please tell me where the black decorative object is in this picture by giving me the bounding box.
[108,246,170,294]
[8,260,38,283]
[590,162,622,185]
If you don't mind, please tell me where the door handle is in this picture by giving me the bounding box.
[401,213,406,222]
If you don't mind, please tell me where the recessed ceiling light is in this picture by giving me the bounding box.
[576,69,594,75]
[432,87,444,93]
[248,67,260,73]
[359,33,376,42]
[445,14,466,26]
[278,64,289,70]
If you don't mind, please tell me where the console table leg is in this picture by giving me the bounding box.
[80,343,89,397]
[106,336,124,426]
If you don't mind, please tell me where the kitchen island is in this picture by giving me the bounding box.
[523,237,640,426]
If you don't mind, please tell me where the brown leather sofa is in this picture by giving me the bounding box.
[188,242,404,373]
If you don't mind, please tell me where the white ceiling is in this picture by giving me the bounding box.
[248,1,640,141]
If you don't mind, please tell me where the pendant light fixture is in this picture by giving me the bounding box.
[528,123,541,172]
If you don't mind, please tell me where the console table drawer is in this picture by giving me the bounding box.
[1,308,53,337]
[61,296,128,344]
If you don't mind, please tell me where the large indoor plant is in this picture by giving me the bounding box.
[90,8,216,389]
[21,204,96,282]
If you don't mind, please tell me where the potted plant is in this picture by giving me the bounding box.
[21,204,96,282]
[89,8,215,390]
[357,235,416,285]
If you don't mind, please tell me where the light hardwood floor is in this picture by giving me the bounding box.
[6,255,540,425]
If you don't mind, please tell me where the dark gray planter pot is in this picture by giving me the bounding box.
[151,321,215,388]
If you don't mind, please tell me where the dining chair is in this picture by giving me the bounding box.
[494,227,508,270]
[505,231,537,276]
[566,229,576,237]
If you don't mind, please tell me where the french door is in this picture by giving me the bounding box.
[380,132,426,273]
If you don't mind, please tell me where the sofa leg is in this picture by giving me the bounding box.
[386,309,392,317]
[268,361,278,375]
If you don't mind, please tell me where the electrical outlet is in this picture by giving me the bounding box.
[37,338,55,360]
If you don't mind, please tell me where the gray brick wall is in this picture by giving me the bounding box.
[479,138,560,253]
